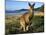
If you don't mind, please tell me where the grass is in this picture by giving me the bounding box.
[31,16,44,32]
[5,15,44,35]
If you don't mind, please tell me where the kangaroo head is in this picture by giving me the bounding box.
[28,2,35,10]
[28,2,35,20]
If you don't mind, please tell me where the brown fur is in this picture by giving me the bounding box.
[19,2,35,32]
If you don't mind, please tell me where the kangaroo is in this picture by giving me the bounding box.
[19,2,35,32]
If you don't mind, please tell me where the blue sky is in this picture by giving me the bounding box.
[6,0,44,10]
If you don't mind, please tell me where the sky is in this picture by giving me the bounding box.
[6,0,44,10]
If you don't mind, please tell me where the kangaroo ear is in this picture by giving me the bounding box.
[28,2,31,7]
[32,3,35,7]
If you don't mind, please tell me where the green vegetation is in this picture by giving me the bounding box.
[34,5,44,12]
[31,16,44,32]
[5,16,20,35]
[5,15,44,35]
